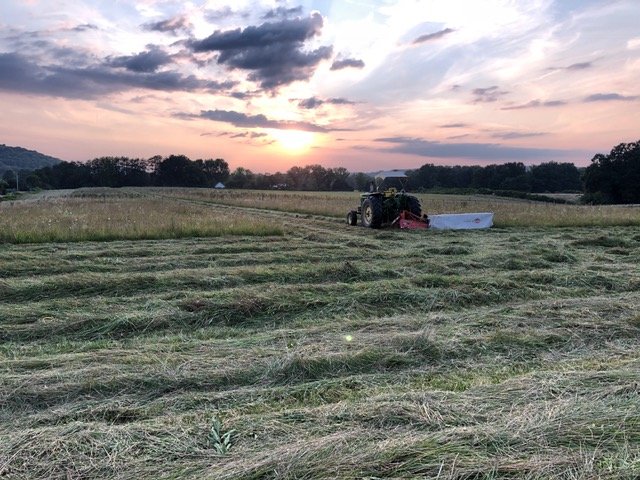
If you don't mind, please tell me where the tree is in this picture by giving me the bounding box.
[2,170,17,190]
[583,140,640,204]
[530,162,581,192]
[286,166,306,190]
[88,157,124,187]
[200,158,230,185]
[226,167,255,189]
[37,162,92,189]
[350,172,373,191]
[156,155,206,187]
[326,167,351,190]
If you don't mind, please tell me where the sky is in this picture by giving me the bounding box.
[1,0,639,173]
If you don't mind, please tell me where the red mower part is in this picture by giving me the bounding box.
[396,210,429,230]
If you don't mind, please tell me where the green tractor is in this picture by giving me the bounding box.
[346,171,427,229]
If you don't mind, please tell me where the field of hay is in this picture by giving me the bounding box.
[0,189,283,243]
[1,188,639,479]
[154,187,640,228]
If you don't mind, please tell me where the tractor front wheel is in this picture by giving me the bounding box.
[346,210,358,226]
[361,197,383,228]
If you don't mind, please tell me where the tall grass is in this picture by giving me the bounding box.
[0,195,283,243]
[154,188,640,227]
[154,187,355,217]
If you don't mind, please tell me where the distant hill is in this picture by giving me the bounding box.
[0,144,63,174]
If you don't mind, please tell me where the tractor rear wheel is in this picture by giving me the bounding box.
[361,196,383,228]
[407,196,422,217]
[346,210,358,226]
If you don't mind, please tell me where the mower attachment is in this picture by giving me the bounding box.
[395,210,430,230]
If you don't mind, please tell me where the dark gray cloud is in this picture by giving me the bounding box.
[584,92,639,102]
[197,109,329,131]
[143,16,191,35]
[189,13,331,89]
[447,133,472,140]
[298,96,324,109]
[262,6,304,19]
[439,122,468,128]
[0,52,234,99]
[413,28,454,44]
[107,47,172,73]
[566,61,592,70]
[491,131,547,140]
[72,24,98,32]
[327,97,356,105]
[230,91,251,100]
[501,99,567,110]
[375,136,572,160]
[192,13,323,51]
[538,100,566,107]
[187,109,348,132]
[330,58,365,71]
[228,131,269,139]
[547,61,593,72]
[202,131,272,145]
[297,96,356,109]
[1,30,90,65]
[472,85,508,103]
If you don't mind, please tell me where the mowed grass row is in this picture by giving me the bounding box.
[2,228,639,340]
[0,194,283,243]
[1,198,640,480]
[153,187,640,227]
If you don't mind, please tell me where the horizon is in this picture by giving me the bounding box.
[0,142,597,177]
[1,1,639,173]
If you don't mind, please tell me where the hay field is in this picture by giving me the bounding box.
[1,188,639,479]
[0,189,283,243]
[154,187,640,228]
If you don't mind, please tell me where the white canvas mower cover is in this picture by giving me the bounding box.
[428,212,494,230]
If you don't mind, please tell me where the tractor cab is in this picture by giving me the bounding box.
[369,170,408,194]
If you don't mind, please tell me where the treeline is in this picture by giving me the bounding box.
[2,140,638,204]
[1,157,356,192]
[1,155,229,191]
[582,140,640,204]
[2,157,583,194]
[406,161,581,193]
[225,165,353,190]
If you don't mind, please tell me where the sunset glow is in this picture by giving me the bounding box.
[269,129,316,154]
[0,1,638,172]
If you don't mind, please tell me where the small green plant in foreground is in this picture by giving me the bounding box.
[208,418,235,455]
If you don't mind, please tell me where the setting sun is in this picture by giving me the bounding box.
[269,129,315,153]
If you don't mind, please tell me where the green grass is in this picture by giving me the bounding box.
[0,188,639,479]
[0,191,283,243]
